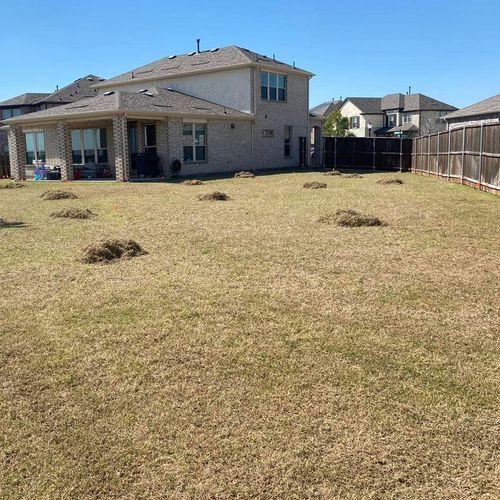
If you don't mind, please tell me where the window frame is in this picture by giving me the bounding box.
[70,128,108,165]
[260,71,287,102]
[144,124,157,153]
[350,116,360,129]
[183,122,207,162]
[284,125,292,157]
[387,113,397,127]
[1,108,21,120]
[24,131,46,165]
[402,113,412,124]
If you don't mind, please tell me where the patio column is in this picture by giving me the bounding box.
[113,115,130,181]
[7,126,26,181]
[56,122,74,181]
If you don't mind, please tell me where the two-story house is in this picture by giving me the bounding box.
[337,97,385,137]
[5,46,314,181]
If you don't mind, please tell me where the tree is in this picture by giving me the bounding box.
[323,110,355,137]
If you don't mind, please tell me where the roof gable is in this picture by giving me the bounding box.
[342,97,383,114]
[442,93,500,120]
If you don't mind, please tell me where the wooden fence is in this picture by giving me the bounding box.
[323,137,412,171]
[0,153,10,179]
[411,122,500,194]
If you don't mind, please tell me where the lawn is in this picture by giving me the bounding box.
[0,172,499,499]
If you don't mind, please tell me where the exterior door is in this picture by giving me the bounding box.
[299,136,307,167]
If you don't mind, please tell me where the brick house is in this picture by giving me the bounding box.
[442,93,500,129]
[4,46,313,181]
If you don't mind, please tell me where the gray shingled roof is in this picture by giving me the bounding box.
[95,46,312,87]
[0,93,50,107]
[343,97,383,114]
[442,93,500,120]
[381,93,405,110]
[309,100,343,117]
[381,92,456,112]
[4,87,253,123]
[35,75,105,104]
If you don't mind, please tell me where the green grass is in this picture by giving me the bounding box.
[0,172,499,498]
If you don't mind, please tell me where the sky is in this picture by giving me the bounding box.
[1,0,499,108]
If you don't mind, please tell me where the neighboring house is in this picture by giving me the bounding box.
[338,97,384,137]
[0,75,104,167]
[309,100,343,166]
[5,46,314,181]
[376,93,457,137]
[442,93,500,129]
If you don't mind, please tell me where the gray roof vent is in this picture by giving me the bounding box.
[98,78,105,81]
[188,51,196,56]
[86,77,94,81]
[144,92,154,97]
[138,88,148,93]
[103,91,114,96]
[168,55,176,59]
[210,47,219,52]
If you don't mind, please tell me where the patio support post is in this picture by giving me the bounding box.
[56,122,73,181]
[7,126,26,181]
[113,115,130,182]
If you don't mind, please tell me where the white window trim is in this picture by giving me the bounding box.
[261,71,287,102]
[144,124,157,152]
[24,131,45,164]
[71,128,108,165]
[183,122,207,162]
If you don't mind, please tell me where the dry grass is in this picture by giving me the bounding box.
[198,191,230,201]
[303,181,327,189]
[183,179,204,185]
[323,170,342,176]
[41,189,78,200]
[0,173,499,499]
[50,208,96,220]
[319,209,384,227]
[342,173,364,179]
[234,170,255,178]
[81,239,146,264]
[0,181,26,189]
[377,178,404,185]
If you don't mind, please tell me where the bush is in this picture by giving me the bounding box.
[198,191,230,201]
[81,239,146,264]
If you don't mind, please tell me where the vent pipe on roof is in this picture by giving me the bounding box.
[55,85,59,91]
[196,38,200,53]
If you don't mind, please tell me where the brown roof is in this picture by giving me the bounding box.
[0,93,50,107]
[342,97,383,114]
[4,87,253,123]
[442,93,500,120]
[381,92,456,112]
[35,75,105,104]
[94,46,312,87]
[309,100,343,117]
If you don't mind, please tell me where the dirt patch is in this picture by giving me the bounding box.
[50,208,95,220]
[0,182,26,189]
[41,190,78,200]
[234,171,255,178]
[198,191,230,201]
[183,179,204,185]
[81,239,146,264]
[377,178,404,185]
[303,181,327,189]
[323,170,342,176]
[319,209,384,227]
[342,173,364,179]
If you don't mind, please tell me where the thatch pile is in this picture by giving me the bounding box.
[183,179,204,185]
[303,181,327,189]
[319,209,383,227]
[377,178,404,185]
[342,173,364,179]
[198,191,230,201]
[50,208,95,220]
[234,171,255,178]
[0,182,26,189]
[41,190,78,200]
[81,239,146,264]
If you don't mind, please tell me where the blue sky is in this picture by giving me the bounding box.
[1,0,499,108]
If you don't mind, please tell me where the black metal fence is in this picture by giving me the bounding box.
[323,137,412,171]
[411,122,500,194]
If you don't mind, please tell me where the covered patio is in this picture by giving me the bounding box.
[4,87,252,181]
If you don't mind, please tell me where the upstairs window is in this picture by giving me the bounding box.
[261,72,286,101]
[402,113,412,124]
[1,108,21,120]
[71,128,108,164]
[144,124,157,153]
[349,116,360,129]
[24,132,45,164]
[183,123,206,162]
[387,114,397,127]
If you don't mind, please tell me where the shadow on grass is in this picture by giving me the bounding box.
[0,219,27,229]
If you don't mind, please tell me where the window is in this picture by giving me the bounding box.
[183,122,206,162]
[350,116,360,129]
[261,72,286,101]
[402,113,412,124]
[24,132,45,164]
[284,126,292,157]
[71,128,108,164]
[144,124,157,153]
[1,108,21,120]
[261,129,274,138]
[387,114,397,127]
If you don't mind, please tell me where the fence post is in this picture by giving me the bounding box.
[447,130,451,181]
[399,137,403,172]
[461,125,466,184]
[373,137,376,171]
[478,123,484,191]
[427,134,431,175]
[334,137,337,170]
